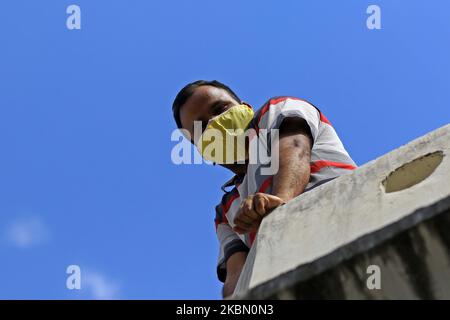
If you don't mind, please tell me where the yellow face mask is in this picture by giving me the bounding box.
[196,104,254,164]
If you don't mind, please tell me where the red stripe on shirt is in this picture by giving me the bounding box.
[248,232,257,247]
[310,160,357,174]
[223,193,239,214]
[320,112,332,126]
[257,97,303,125]
[215,193,239,230]
[258,176,273,193]
[215,210,229,230]
[214,218,220,230]
[256,103,270,133]
[256,96,331,131]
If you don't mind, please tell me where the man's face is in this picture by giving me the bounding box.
[179,85,241,142]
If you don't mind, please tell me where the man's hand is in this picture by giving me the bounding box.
[232,193,285,234]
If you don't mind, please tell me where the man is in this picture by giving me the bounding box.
[172,80,357,298]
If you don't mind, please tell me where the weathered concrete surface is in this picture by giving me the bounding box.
[235,196,450,299]
[232,124,450,299]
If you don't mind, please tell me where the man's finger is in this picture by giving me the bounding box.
[236,211,254,224]
[241,197,260,221]
[264,194,286,209]
[242,197,253,215]
[234,217,252,230]
[244,206,261,221]
[253,194,267,216]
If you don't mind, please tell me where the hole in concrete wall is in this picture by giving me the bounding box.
[382,151,444,193]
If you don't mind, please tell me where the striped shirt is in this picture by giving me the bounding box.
[214,96,357,282]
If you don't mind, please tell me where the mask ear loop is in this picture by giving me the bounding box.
[241,102,253,110]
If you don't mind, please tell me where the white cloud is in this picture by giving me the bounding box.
[83,271,121,300]
[5,216,50,248]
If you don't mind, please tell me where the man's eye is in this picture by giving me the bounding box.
[212,102,228,116]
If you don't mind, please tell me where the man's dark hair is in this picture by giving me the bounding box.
[172,80,241,129]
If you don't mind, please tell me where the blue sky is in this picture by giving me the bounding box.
[0,0,449,299]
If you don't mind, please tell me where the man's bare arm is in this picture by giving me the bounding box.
[232,117,313,234]
[272,117,313,201]
[222,251,247,298]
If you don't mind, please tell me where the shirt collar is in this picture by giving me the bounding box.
[221,174,245,193]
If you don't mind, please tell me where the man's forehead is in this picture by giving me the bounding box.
[189,85,230,102]
[180,85,238,130]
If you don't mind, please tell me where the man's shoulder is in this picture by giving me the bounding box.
[253,96,318,116]
[260,95,313,107]
[251,96,320,132]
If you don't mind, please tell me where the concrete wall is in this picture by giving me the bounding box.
[232,124,450,299]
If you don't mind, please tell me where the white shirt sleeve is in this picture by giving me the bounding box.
[257,97,321,142]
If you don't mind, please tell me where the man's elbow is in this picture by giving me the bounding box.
[222,269,243,298]
[222,281,236,298]
[222,251,248,298]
